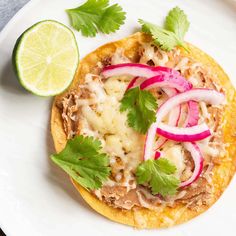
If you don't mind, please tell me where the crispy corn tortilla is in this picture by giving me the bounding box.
[51,32,236,228]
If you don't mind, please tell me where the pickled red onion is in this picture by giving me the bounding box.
[102,63,178,78]
[140,74,192,92]
[180,142,204,187]
[156,122,211,142]
[184,101,199,127]
[126,76,139,91]
[155,88,225,124]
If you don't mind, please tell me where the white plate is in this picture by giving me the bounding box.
[0,0,236,235]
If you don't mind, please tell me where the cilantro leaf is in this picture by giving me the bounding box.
[66,0,108,37]
[138,7,189,51]
[98,4,126,34]
[139,19,181,51]
[51,135,111,190]
[136,158,180,196]
[165,6,190,40]
[66,0,126,37]
[120,87,157,134]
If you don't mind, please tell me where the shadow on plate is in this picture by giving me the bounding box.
[0,59,28,95]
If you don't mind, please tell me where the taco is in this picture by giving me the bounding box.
[51,32,236,228]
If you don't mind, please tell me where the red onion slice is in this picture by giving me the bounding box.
[155,137,167,150]
[180,142,204,187]
[156,88,225,124]
[144,88,181,158]
[161,88,181,127]
[140,74,192,92]
[168,105,182,126]
[126,76,139,91]
[126,77,146,91]
[184,101,199,127]
[155,88,181,149]
[155,105,181,149]
[102,63,177,78]
[156,122,211,142]
[154,151,161,160]
[179,101,201,187]
[143,123,158,160]
[162,87,178,97]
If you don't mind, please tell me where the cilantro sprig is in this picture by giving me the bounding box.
[51,135,111,190]
[66,0,126,37]
[120,87,158,134]
[165,7,190,41]
[139,6,190,51]
[136,158,180,196]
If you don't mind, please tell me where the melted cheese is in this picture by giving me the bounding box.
[111,48,130,64]
[79,74,144,185]
[105,135,125,158]
[104,77,127,100]
[162,144,186,178]
[197,138,219,158]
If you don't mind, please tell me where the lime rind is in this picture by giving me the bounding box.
[13,20,79,97]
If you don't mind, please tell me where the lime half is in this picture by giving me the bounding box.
[13,20,79,96]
